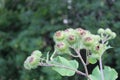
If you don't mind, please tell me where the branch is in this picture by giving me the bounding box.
[70,54,79,57]
[39,62,86,77]
[75,49,91,80]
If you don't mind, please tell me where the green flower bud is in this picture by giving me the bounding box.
[31,50,42,58]
[105,28,112,35]
[110,32,116,39]
[93,45,100,54]
[64,28,78,44]
[67,34,77,43]
[55,42,68,51]
[83,36,94,47]
[54,31,65,41]
[24,55,40,70]
[98,28,104,34]
[76,28,88,37]
[91,44,106,56]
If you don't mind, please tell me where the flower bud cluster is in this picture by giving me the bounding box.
[98,28,116,39]
[54,28,78,53]
[54,28,116,63]
[53,28,97,54]
[24,50,42,70]
[24,27,117,70]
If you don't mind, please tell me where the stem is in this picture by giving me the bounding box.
[70,54,79,57]
[75,49,91,80]
[86,49,89,65]
[50,50,56,60]
[39,62,86,77]
[98,33,106,80]
[46,52,50,63]
[99,57,104,80]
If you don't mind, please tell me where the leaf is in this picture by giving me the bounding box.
[103,66,118,80]
[89,66,118,80]
[88,57,97,64]
[52,56,79,76]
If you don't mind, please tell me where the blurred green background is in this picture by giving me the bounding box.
[0,0,120,80]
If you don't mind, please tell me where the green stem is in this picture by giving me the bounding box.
[99,57,104,80]
[39,62,86,77]
[86,49,89,65]
[50,50,56,60]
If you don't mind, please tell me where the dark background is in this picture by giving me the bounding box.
[0,0,120,80]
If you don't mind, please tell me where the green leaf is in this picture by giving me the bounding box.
[88,57,97,64]
[52,56,79,76]
[89,66,118,80]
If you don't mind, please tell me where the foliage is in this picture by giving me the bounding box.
[52,56,79,76]
[89,66,118,80]
[24,27,117,80]
[0,0,120,80]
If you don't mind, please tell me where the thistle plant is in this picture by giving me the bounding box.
[24,28,118,80]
